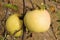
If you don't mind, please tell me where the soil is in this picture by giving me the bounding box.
[0,0,60,40]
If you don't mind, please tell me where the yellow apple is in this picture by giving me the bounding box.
[24,9,51,32]
[6,14,23,37]
[14,29,23,37]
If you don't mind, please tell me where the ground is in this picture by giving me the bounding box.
[0,0,60,40]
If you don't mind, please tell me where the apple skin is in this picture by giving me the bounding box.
[6,14,23,37]
[24,9,51,32]
[14,29,23,37]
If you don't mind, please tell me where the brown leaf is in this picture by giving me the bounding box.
[49,6,55,12]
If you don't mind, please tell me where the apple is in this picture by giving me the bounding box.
[24,9,51,32]
[14,29,23,37]
[6,14,23,37]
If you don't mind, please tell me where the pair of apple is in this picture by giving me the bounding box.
[6,9,51,37]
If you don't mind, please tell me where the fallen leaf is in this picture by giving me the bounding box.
[49,6,55,12]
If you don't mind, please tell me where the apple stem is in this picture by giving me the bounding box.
[40,3,46,10]
[39,0,46,10]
